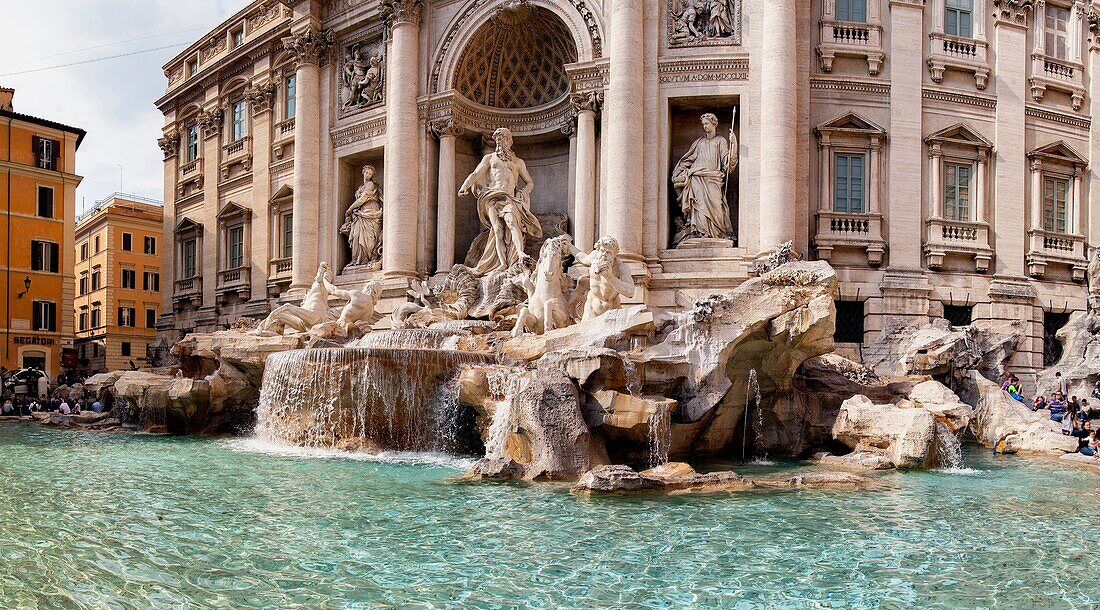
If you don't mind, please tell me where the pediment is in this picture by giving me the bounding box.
[925,123,992,149]
[1028,140,1087,166]
[173,217,202,234]
[216,201,250,220]
[815,112,886,135]
[270,184,293,203]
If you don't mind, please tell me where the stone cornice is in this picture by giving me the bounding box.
[331,115,388,148]
[809,76,890,96]
[281,27,335,67]
[922,86,997,109]
[1025,105,1091,130]
[992,0,1034,27]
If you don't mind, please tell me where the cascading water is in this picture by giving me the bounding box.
[351,329,466,351]
[255,345,490,453]
[647,406,671,468]
[742,369,761,461]
[934,421,965,470]
[482,368,528,461]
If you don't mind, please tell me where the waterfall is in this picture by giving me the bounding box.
[482,368,527,461]
[255,347,490,453]
[934,421,964,470]
[350,329,468,351]
[647,406,671,468]
[742,369,761,461]
[621,356,641,396]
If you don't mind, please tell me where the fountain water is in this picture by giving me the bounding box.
[934,421,964,470]
[351,328,467,351]
[647,407,671,468]
[482,368,528,461]
[742,369,761,461]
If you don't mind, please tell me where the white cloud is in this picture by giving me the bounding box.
[0,0,239,212]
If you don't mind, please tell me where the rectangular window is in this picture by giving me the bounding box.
[79,274,88,295]
[228,225,245,269]
[187,125,199,162]
[122,232,133,251]
[943,304,973,326]
[143,271,161,292]
[187,58,198,77]
[283,213,293,259]
[80,242,88,261]
[36,186,54,218]
[232,28,244,48]
[183,239,197,278]
[833,153,866,214]
[30,240,59,272]
[79,312,88,331]
[91,270,101,291]
[91,308,101,328]
[118,307,136,328]
[94,235,100,253]
[1046,6,1070,60]
[121,342,132,357]
[232,100,247,142]
[32,301,57,332]
[836,0,867,22]
[285,75,296,120]
[944,162,973,222]
[144,236,157,255]
[121,268,136,290]
[146,308,157,329]
[1043,176,1070,233]
[834,300,865,344]
[945,0,973,38]
[32,136,59,171]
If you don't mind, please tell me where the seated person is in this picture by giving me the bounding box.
[1006,378,1025,403]
[1002,376,1013,391]
[1092,380,1100,402]
[1032,395,1047,412]
[1081,398,1093,420]
[1049,392,1068,422]
[1081,430,1100,457]
[1068,395,1081,415]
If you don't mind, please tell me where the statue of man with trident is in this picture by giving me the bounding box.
[671,110,738,245]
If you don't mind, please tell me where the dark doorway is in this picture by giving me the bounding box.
[834,300,865,344]
[1043,311,1071,367]
[943,305,973,327]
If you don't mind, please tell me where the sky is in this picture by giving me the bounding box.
[0,0,242,214]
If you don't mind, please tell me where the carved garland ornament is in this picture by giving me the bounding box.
[992,0,1034,25]
[281,28,335,67]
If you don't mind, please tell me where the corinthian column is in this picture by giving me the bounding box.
[282,26,332,292]
[602,0,644,260]
[381,0,423,278]
[571,92,600,253]
[433,119,462,273]
[758,0,797,252]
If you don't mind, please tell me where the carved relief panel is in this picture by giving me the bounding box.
[667,0,741,48]
[338,38,386,116]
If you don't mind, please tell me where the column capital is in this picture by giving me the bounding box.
[381,0,423,30]
[197,107,224,139]
[430,118,463,139]
[281,27,334,68]
[560,117,576,137]
[245,81,277,115]
[569,91,603,115]
[158,130,180,160]
[992,0,1034,27]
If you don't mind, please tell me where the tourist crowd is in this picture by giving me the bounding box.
[1,396,103,417]
[1005,372,1100,457]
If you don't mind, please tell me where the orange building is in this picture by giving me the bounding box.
[74,193,164,374]
[0,87,85,381]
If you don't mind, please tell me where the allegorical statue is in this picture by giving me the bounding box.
[459,127,543,276]
[570,236,635,321]
[1088,247,1100,299]
[671,112,736,245]
[342,46,383,109]
[255,263,335,335]
[669,0,736,43]
[341,165,383,270]
[512,236,574,337]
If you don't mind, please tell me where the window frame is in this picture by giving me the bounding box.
[285,75,296,120]
[36,185,54,218]
[186,124,199,162]
[231,99,247,142]
[30,240,59,273]
[144,235,157,255]
[121,232,133,251]
[944,0,974,38]
[836,0,868,23]
[1042,174,1071,233]
[121,268,136,290]
[943,161,974,222]
[282,212,293,259]
[1044,4,1071,61]
[32,300,57,332]
[182,238,198,279]
[833,151,867,214]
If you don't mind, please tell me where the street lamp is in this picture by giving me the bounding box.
[16,275,30,299]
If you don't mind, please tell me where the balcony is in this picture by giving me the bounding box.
[928,33,990,89]
[817,20,885,75]
[1026,229,1088,280]
[178,157,202,178]
[276,117,295,138]
[813,211,886,267]
[216,266,251,302]
[267,257,292,297]
[220,136,253,181]
[173,276,203,308]
[1029,54,1085,111]
[924,218,993,273]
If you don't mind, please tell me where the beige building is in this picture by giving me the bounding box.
[157,0,1100,376]
[74,193,165,374]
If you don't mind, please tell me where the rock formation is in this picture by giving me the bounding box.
[863,318,1023,380]
[958,370,1078,455]
[1036,309,1100,400]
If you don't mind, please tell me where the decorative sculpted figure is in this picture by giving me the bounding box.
[669,0,738,45]
[512,236,575,337]
[341,165,383,270]
[570,236,635,321]
[255,263,335,335]
[324,277,382,334]
[341,45,384,109]
[671,112,736,245]
[1088,247,1100,299]
[459,127,543,276]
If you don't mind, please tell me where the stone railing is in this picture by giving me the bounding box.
[817,19,884,75]
[928,32,990,89]
[217,266,251,294]
[813,210,886,266]
[1029,53,1085,110]
[924,218,993,272]
[173,276,203,306]
[1026,228,1087,280]
[178,158,202,178]
[276,118,295,137]
[269,257,292,279]
[223,136,251,159]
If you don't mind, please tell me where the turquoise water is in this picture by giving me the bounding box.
[1,423,1099,609]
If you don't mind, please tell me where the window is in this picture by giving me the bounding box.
[91,269,101,291]
[121,268,136,289]
[186,125,199,162]
[143,271,161,292]
[282,213,293,258]
[1044,311,1071,366]
[94,235,100,253]
[945,0,973,38]
[144,236,157,255]
[834,300,865,344]
[118,307,136,328]
[30,240,59,272]
[232,100,247,142]
[1045,5,1070,60]
[146,308,157,328]
[232,28,244,48]
[32,301,56,332]
[187,58,198,77]
[91,308,101,328]
[121,342,132,357]
[285,75,296,120]
[80,242,88,261]
[836,0,867,22]
[36,186,54,218]
[228,225,245,268]
[79,311,88,331]
[833,153,866,214]
[122,232,133,251]
[1043,176,1070,233]
[944,163,973,221]
[183,239,197,278]
[943,305,973,326]
[79,274,88,295]
[32,137,59,171]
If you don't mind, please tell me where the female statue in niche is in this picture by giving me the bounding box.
[671,112,736,245]
[341,165,383,270]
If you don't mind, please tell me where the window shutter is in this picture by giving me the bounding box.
[31,241,41,270]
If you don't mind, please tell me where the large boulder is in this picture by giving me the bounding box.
[832,395,937,468]
[864,318,1023,380]
[501,305,654,361]
[958,370,1078,455]
[172,330,302,385]
[1037,309,1100,400]
[111,370,211,433]
[908,380,974,431]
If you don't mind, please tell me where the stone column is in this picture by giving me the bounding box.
[247,82,275,306]
[381,0,423,278]
[1088,14,1100,245]
[200,107,222,312]
[571,92,600,252]
[976,151,988,223]
[156,130,180,317]
[1030,159,1043,230]
[433,119,461,273]
[886,0,925,269]
[281,27,331,292]
[1074,167,1084,234]
[929,144,943,218]
[602,0,644,259]
[758,0,797,252]
[418,118,438,276]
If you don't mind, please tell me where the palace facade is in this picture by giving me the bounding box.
[157,0,1100,375]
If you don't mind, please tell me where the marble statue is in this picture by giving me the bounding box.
[342,46,384,109]
[255,263,335,335]
[569,236,635,321]
[341,165,383,270]
[325,278,382,334]
[1088,247,1100,299]
[671,112,736,245]
[459,127,543,276]
[669,0,738,45]
[512,235,575,337]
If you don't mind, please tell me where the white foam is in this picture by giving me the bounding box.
[934,466,987,476]
[751,458,776,466]
[220,437,475,470]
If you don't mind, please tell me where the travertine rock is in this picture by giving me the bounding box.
[1037,310,1100,399]
[864,318,1023,380]
[172,330,302,386]
[502,305,653,361]
[832,395,937,469]
[958,370,1078,455]
[908,380,974,431]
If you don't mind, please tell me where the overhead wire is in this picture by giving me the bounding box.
[3,27,208,69]
[0,43,191,77]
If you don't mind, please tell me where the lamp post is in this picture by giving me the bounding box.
[16,275,30,299]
